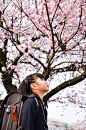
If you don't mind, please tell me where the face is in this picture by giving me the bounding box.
[35,77,49,93]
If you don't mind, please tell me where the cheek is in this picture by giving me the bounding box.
[39,83,46,90]
[38,81,47,90]
[43,82,47,87]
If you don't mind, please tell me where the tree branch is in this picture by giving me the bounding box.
[55,5,82,53]
[12,52,23,65]
[20,60,37,67]
[52,62,86,73]
[51,0,61,23]
[29,54,46,69]
[32,46,50,54]
[45,0,55,53]
[44,69,86,101]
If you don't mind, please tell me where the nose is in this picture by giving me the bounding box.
[46,81,49,86]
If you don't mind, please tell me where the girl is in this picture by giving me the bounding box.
[18,73,49,130]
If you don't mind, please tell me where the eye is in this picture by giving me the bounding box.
[42,78,45,81]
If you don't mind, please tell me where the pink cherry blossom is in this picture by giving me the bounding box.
[10,65,16,69]
[2,67,6,72]
[48,32,52,36]
[13,28,18,34]
[28,40,32,49]
[45,63,48,67]
[84,43,86,48]
[41,2,46,6]
[55,43,58,48]
[83,26,86,32]
[17,44,27,52]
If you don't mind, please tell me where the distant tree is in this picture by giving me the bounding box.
[0,0,86,105]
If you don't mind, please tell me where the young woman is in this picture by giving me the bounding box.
[18,73,49,130]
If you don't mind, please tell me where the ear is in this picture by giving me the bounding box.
[30,83,38,91]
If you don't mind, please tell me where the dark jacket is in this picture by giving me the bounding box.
[21,95,48,130]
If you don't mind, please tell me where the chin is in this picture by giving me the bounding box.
[46,89,49,92]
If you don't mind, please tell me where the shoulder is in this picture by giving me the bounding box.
[23,97,37,108]
[22,97,38,115]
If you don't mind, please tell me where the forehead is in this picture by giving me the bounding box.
[35,77,44,83]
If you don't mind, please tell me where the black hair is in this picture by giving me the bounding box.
[18,73,44,96]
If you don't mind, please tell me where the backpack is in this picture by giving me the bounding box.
[0,91,39,130]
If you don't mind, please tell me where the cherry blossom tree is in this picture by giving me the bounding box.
[0,0,86,108]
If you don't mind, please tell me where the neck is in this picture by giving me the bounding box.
[34,91,44,100]
[39,94,43,100]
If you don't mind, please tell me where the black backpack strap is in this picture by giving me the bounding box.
[29,93,40,116]
[34,98,39,116]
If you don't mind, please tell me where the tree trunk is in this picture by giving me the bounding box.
[2,69,17,93]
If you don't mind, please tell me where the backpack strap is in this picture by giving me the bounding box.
[17,126,21,130]
[34,98,39,116]
[29,94,39,116]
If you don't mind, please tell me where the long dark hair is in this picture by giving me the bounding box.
[18,73,44,96]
